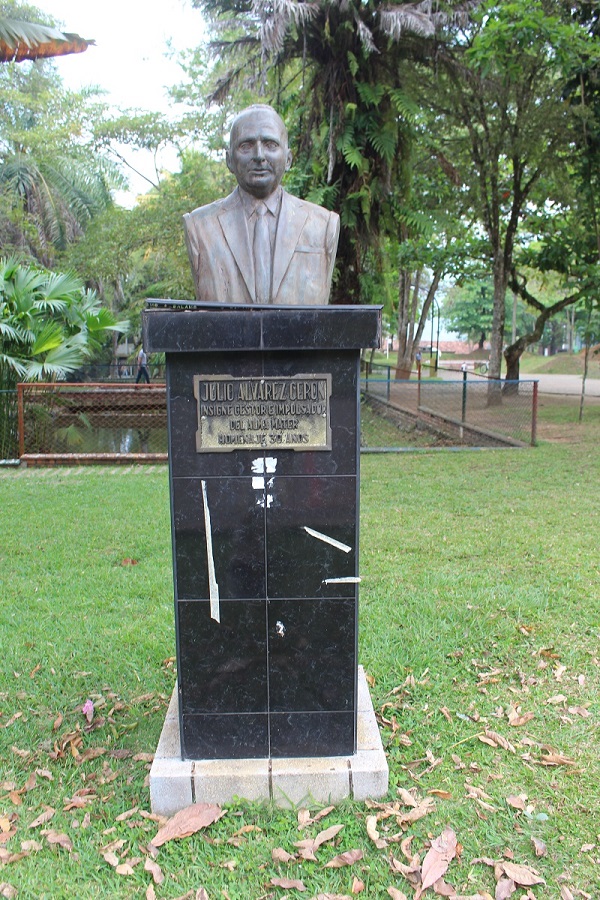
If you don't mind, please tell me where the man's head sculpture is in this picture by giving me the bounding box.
[226,105,293,200]
[183,104,340,305]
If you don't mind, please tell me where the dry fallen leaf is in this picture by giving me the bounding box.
[387,889,409,900]
[144,858,164,884]
[505,795,526,811]
[294,824,344,860]
[501,861,545,886]
[531,837,547,857]
[538,751,576,767]
[44,831,73,852]
[416,826,458,899]
[351,876,365,894]
[298,806,335,830]
[428,789,452,800]
[0,884,18,899]
[29,806,55,828]
[151,803,225,847]
[271,876,306,890]
[366,815,387,849]
[272,846,296,863]
[324,849,364,868]
[495,877,517,899]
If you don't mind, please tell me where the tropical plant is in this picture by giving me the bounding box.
[0,255,126,386]
[0,27,123,266]
[185,0,476,303]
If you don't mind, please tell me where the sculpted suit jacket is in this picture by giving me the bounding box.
[183,187,340,305]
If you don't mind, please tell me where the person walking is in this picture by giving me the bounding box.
[136,345,150,384]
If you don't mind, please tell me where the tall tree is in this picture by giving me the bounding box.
[421,0,599,387]
[185,0,475,303]
[0,57,122,265]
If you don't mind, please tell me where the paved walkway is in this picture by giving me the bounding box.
[528,373,600,396]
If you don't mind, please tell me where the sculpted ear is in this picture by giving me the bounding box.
[285,149,293,171]
[226,149,234,174]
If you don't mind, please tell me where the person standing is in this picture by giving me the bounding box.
[136,345,150,384]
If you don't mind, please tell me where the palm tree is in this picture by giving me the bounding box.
[0,16,92,62]
[194,0,477,301]
[0,255,127,457]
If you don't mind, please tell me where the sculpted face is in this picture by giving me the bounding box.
[226,106,293,199]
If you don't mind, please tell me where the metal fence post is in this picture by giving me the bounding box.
[531,381,538,446]
[17,383,25,458]
[461,370,468,423]
[387,366,391,401]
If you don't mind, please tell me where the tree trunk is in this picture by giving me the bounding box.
[487,257,507,404]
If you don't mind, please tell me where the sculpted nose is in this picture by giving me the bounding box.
[254,141,266,160]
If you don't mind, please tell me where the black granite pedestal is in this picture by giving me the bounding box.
[143,304,381,761]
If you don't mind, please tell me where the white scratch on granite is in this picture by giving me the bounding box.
[322,576,362,584]
[201,480,220,623]
[303,526,352,554]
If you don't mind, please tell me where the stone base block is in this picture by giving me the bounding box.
[150,666,388,815]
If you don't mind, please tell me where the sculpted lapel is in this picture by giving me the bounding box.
[272,193,308,302]
[217,190,255,302]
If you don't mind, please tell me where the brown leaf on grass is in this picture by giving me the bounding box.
[29,806,55,828]
[116,806,139,822]
[416,827,458,898]
[298,805,335,830]
[495,877,517,899]
[307,895,353,900]
[390,856,421,888]
[538,751,576,767]
[351,876,365,893]
[428,789,452,800]
[271,876,306,890]
[560,888,575,900]
[44,831,73,852]
[387,889,409,900]
[116,863,136,876]
[506,795,527,811]
[568,706,591,718]
[397,788,419,808]
[103,850,120,867]
[0,849,30,865]
[396,797,435,830]
[146,885,157,900]
[483,730,515,753]
[432,878,457,897]
[219,859,236,871]
[0,884,18,899]
[366,815,387,849]
[272,846,296,863]
[151,803,225,847]
[144,858,164,884]
[547,694,567,705]
[325,849,364,868]
[20,840,42,852]
[507,707,535,727]
[531,837,547,857]
[501,861,545,886]
[294,824,344,860]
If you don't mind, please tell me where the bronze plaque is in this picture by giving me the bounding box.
[193,374,332,452]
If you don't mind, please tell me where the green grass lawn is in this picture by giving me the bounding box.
[0,414,599,899]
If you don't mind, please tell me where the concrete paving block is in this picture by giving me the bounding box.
[154,710,181,760]
[271,756,350,808]
[351,747,389,801]
[150,756,193,816]
[194,758,270,805]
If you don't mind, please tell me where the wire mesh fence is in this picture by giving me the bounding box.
[3,363,537,465]
[17,383,168,463]
[0,390,19,462]
[362,364,537,449]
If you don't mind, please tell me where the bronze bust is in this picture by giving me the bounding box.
[183,104,339,306]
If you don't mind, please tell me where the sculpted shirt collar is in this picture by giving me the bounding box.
[238,185,283,219]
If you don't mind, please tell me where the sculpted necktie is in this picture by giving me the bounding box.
[254,202,271,304]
